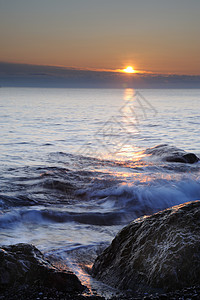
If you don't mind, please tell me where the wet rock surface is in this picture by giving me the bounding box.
[165,152,199,164]
[145,144,199,164]
[0,241,200,299]
[0,243,84,293]
[0,285,105,300]
[92,201,200,293]
[1,283,200,299]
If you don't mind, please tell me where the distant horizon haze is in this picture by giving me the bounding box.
[0,61,200,88]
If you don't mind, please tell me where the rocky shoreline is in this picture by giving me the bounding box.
[1,201,200,299]
[1,283,200,299]
[92,201,200,293]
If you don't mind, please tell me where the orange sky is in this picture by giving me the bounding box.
[0,0,200,75]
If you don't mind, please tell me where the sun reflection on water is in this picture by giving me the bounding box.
[51,257,94,294]
[123,88,135,101]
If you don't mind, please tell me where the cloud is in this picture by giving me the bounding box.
[0,62,200,88]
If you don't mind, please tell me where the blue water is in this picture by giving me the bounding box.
[0,87,200,294]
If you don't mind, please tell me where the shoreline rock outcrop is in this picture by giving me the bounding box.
[92,200,200,293]
[0,243,84,293]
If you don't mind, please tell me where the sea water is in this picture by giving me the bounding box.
[0,88,200,295]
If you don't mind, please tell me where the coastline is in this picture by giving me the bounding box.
[1,201,200,300]
[0,88,200,300]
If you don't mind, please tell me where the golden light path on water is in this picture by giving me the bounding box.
[52,256,117,297]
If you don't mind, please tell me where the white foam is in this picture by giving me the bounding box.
[89,178,200,216]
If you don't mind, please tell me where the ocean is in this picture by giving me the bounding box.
[0,87,200,295]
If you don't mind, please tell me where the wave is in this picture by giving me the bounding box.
[0,194,37,208]
[88,178,200,216]
[1,144,199,211]
[1,178,200,229]
[0,208,124,228]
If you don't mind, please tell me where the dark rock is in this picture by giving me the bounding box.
[145,144,199,164]
[92,201,200,292]
[0,243,85,292]
[183,153,199,163]
[166,153,199,164]
[0,284,106,300]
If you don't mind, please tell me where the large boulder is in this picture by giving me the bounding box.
[0,243,85,292]
[92,201,200,292]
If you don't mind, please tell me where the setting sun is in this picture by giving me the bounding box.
[123,66,135,73]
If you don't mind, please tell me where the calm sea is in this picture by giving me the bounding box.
[0,88,200,294]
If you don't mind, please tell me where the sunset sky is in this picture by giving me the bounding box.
[0,0,200,87]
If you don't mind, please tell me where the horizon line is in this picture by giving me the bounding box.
[1,61,199,77]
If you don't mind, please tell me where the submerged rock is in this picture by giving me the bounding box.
[92,201,200,292]
[145,144,199,164]
[166,152,199,164]
[0,243,85,292]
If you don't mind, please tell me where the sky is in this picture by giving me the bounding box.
[0,0,200,87]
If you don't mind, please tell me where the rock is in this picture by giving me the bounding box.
[92,201,200,292]
[166,153,199,164]
[0,243,85,292]
[145,144,199,164]
[0,284,106,300]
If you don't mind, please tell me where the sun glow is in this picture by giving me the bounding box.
[123,66,135,73]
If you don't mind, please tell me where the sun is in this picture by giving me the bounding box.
[123,66,135,73]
